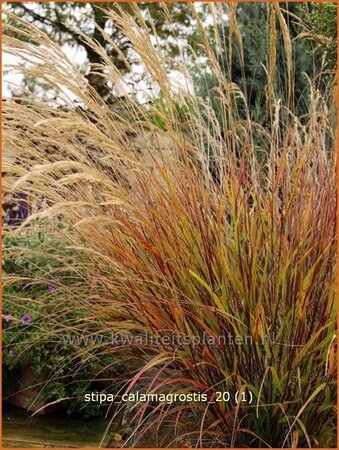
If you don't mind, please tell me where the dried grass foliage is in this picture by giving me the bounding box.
[3,4,337,447]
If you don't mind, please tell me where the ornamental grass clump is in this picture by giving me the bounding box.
[3,3,336,447]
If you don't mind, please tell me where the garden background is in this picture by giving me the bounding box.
[2,2,337,448]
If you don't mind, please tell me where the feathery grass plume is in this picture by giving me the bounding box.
[3,3,336,447]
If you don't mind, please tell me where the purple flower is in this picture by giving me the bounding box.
[48,276,59,292]
[21,314,32,324]
[5,192,29,226]
[107,364,116,373]
[3,314,13,323]
[9,349,18,358]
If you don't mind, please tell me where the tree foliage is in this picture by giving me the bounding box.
[191,2,336,125]
[5,2,193,98]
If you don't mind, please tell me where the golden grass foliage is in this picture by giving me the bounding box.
[3,3,337,447]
